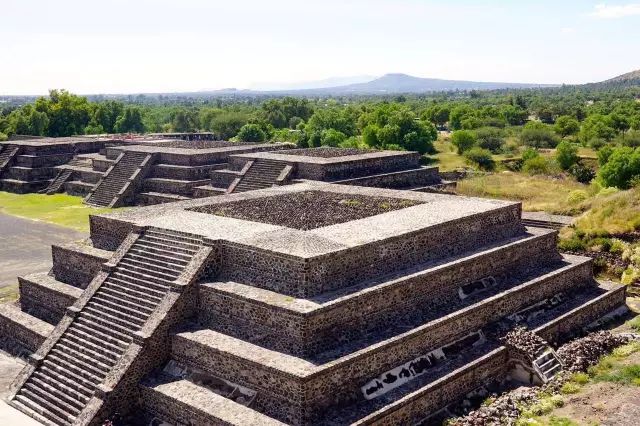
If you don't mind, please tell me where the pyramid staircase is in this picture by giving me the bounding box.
[41,170,73,195]
[533,349,563,382]
[9,227,210,426]
[0,144,20,175]
[85,151,152,207]
[229,159,290,193]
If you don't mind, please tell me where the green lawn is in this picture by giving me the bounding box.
[0,192,112,231]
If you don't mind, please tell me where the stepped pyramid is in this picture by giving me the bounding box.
[0,182,626,425]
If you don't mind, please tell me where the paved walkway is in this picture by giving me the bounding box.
[0,213,86,288]
[0,350,39,425]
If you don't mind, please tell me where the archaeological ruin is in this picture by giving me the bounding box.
[1,138,454,208]
[0,181,627,426]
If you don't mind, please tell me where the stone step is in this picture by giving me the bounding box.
[126,250,189,269]
[63,327,125,358]
[137,191,191,206]
[113,266,176,288]
[88,294,151,322]
[120,255,183,276]
[45,353,102,385]
[107,275,168,299]
[102,280,164,306]
[26,377,86,412]
[13,392,74,426]
[71,319,130,349]
[78,309,138,336]
[51,343,111,377]
[139,233,201,250]
[129,242,195,260]
[83,303,146,330]
[58,336,118,368]
[92,291,155,316]
[75,314,135,342]
[36,366,94,397]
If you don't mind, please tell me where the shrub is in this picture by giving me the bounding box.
[464,147,495,170]
[521,147,540,162]
[597,146,640,189]
[320,128,347,147]
[451,130,477,154]
[570,372,590,385]
[567,190,588,205]
[522,156,550,175]
[569,163,596,184]
[521,123,561,148]
[475,127,505,153]
[0,132,7,141]
[558,238,586,252]
[554,115,580,137]
[555,140,579,170]
[560,382,581,394]
[236,123,266,142]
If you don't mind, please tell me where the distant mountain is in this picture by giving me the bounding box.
[603,69,640,84]
[248,75,376,91]
[308,73,557,94]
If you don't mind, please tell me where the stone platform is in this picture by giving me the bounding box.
[0,182,627,426]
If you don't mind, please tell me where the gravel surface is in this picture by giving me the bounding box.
[279,147,377,158]
[192,190,422,230]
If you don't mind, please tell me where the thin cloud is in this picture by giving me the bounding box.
[561,27,576,34]
[591,3,640,19]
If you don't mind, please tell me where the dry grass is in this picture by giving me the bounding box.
[569,187,640,236]
[457,172,589,214]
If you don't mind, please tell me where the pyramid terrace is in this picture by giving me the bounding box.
[0,182,626,425]
[0,138,453,208]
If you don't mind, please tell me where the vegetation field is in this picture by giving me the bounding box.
[0,192,111,232]
[457,172,589,214]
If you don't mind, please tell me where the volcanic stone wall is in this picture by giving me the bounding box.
[218,204,523,298]
[51,242,111,288]
[198,230,560,356]
[335,167,441,189]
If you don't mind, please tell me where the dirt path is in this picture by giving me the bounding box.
[0,213,86,289]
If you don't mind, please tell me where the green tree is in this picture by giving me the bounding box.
[597,146,640,189]
[449,105,475,130]
[93,101,124,133]
[520,122,560,148]
[475,127,504,153]
[320,128,347,147]
[580,114,616,143]
[236,123,266,142]
[210,111,249,139]
[554,115,580,137]
[115,106,145,133]
[555,140,579,170]
[34,89,91,136]
[451,130,477,154]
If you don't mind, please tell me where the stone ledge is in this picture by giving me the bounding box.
[0,303,54,352]
[18,272,83,324]
[140,377,286,426]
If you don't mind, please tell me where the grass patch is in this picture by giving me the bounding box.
[431,138,470,171]
[457,171,589,214]
[559,382,581,395]
[0,191,112,232]
[586,342,640,385]
[567,187,640,237]
[0,284,18,304]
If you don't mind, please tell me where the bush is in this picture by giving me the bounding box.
[554,115,580,137]
[521,147,540,162]
[559,237,586,251]
[597,146,640,189]
[567,190,588,205]
[569,163,596,184]
[464,147,495,170]
[475,127,505,153]
[236,123,266,142]
[522,156,550,175]
[560,382,581,394]
[451,130,477,154]
[521,124,561,148]
[0,132,7,141]
[555,140,579,170]
[320,128,346,147]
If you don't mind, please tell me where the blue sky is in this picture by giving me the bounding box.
[1,0,639,94]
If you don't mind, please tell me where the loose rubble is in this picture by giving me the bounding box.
[447,331,631,426]
[557,330,630,372]
[500,326,548,357]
